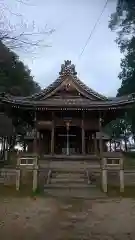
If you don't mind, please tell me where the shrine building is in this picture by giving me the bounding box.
[0,60,135,160]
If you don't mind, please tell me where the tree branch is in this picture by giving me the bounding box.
[0,0,54,51]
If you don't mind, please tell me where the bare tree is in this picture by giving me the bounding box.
[0,0,54,51]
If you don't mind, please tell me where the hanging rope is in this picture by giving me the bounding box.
[78,0,109,61]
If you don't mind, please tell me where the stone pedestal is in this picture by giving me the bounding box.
[119,158,124,192]
[102,169,107,193]
[16,169,20,191]
[101,158,107,193]
[120,169,124,192]
[33,168,38,191]
[16,155,39,192]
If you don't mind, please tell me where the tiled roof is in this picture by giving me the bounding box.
[26,76,107,101]
[26,60,107,101]
[2,95,135,110]
[0,61,135,109]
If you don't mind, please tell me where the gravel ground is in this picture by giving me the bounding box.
[0,197,135,239]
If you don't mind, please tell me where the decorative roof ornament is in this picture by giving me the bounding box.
[59,60,77,78]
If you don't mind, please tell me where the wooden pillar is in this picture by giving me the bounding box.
[33,111,37,154]
[109,139,112,152]
[82,112,85,155]
[94,133,98,154]
[4,136,8,161]
[38,131,41,157]
[99,113,103,158]
[51,112,55,155]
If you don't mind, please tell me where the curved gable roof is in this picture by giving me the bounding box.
[27,60,107,101]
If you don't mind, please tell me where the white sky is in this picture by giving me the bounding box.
[4,0,121,97]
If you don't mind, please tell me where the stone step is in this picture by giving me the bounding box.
[53,173,86,179]
[50,178,86,184]
[44,183,96,188]
[47,170,89,185]
[44,188,106,199]
[51,169,86,173]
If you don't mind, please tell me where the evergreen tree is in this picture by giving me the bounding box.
[108,0,135,141]
[0,41,41,96]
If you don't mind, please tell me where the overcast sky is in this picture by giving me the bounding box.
[5,0,121,97]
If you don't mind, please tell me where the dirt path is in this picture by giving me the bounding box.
[0,197,135,239]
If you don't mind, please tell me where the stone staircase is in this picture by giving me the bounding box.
[44,168,105,199]
[46,170,89,187]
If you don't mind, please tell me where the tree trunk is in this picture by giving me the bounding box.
[132,133,135,148]
[109,140,111,152]
[0,137,4,160]
[124,138,128,152]
[120,142,122,151]
[1,137,4,153]
[128,140,131,150]
[132,132,135,142]
[23,141,26,152]
[114,141,117,151]
[3,137,6,160]
[4,137,8,161]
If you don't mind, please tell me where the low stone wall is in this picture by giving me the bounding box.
[1,167,135,190]
[0,168,16,185]
[88,171,123,187]
[0,167,49,189]
[38,169,49,189]
[124,171,135,186]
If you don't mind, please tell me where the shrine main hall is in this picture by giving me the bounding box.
[1,60,135,158]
